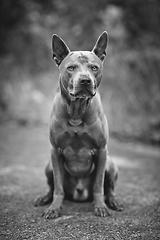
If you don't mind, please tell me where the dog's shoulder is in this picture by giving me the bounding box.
[50,89,67,119]
[84,93,109,146]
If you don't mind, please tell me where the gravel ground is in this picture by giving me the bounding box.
[0,123,160,240]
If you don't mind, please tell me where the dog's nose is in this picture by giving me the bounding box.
[77,188,83,195]
[80,79,91,86]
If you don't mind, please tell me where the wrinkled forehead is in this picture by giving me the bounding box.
[60,51,102,68]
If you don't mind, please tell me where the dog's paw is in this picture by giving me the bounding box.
[42,206,62,219]
[106,195,123,211]
[94,204,111,217]
[34,192,53,207]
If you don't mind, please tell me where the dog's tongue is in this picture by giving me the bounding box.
[78,89,92,98]
[82,92,89,98]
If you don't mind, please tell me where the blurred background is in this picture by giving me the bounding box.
[0,0,160,145]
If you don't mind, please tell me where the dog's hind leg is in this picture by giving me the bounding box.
[104,156,123,211]
[34,161,54,206]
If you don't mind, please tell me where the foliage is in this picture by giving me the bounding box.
[109,0,160,46]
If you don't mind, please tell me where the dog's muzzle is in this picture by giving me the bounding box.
[69,78,96,99]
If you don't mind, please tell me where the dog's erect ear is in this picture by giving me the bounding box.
[92,31,108,61]
[52,34,70,66]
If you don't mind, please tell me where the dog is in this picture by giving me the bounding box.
[35,31,123,219]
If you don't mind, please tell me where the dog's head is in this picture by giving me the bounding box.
[52,32,108,101]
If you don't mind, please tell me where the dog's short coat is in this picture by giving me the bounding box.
[35,31,123,219]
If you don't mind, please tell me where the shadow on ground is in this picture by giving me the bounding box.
[0,123,160,240]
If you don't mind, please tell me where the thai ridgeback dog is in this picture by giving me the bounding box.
[35,31,123,219]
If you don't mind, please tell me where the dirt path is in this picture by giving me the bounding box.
[0,123,160,240]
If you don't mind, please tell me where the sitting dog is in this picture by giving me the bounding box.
[35,31,123,219]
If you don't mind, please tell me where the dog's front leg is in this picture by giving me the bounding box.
[42,147,64,219]
[93,147,110,217]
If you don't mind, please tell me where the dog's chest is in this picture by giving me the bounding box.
[57,130,96,152]
[56,129,96,176]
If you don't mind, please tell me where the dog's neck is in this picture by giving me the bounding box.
[67,98,90,125]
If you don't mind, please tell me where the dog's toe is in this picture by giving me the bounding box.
[107,196,123,211]
[34,193,53,207]
[94,205,111,217]
[42,207,61,219]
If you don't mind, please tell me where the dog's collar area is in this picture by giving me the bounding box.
[69,119,83,126]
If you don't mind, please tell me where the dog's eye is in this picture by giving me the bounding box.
[91,65,99,71]
[67,65,76,71]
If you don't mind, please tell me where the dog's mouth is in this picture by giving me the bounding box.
[69,89,96,100]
